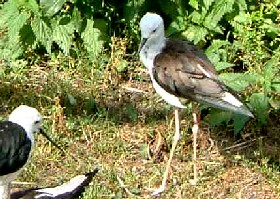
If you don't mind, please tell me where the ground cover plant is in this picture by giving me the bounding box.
[0,0,280,198]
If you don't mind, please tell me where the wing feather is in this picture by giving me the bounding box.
[153,39,226,101]
[0,121,32,176]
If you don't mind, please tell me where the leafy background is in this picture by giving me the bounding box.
[0,0,280,198]
[1,0,279,131]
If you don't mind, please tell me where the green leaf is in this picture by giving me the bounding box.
[249,93,268,125]
[71,7,83,31]
[116,60,128,73]
[206,52,220,66]
[207,110,231,127]
[182,25,208,44]
[7,11,30,42]
[204,0,234,31]
[0,0,19,28]
[40,0,66,17]
[90,19,109,41]
[20,24,36,48]
[25,0,41,16]
[262,57,280,93]
[81,19,104,60]
[203,0,215,11]
[215,62,235,71]
[263,57,279,80]
[272,83,280,93]
[0,35,24,61]
[220,72,262,91]
[264,19,280,38]
[189,0,199,10]
[205,40,231,68]
[205,39,230,53]
[166,16,188,37]
[52,20,74,55]
[233,12,251,25]
[189,11,203,24]
[232,114,250,134]
[125,103,138,122]
[139,144,150,159]
[31,16,52,53]
[234,0,247,11]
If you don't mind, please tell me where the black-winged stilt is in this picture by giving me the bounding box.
[139,12,253,195]
[0,105,62,199]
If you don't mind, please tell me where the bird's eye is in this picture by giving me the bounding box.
[152,28,157,33]
[34,120,40,124]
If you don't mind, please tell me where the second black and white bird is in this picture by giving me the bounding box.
[0,105,45,199]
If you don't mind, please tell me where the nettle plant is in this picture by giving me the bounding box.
[1,0,279,132]
[0,0,108,61]
[216,3,280,131]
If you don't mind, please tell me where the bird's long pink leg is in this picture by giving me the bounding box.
[152,109,180,196]
[191,112,199,185]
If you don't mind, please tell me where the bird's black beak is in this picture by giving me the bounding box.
[39,128,64,153]
[138,38,148,54]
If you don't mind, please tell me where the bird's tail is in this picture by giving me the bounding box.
[196,91,254,118]
[11,167,99,199]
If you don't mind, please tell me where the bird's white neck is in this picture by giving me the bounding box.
[8,119,35,143]
[0,184,10,199]
[140,36,166,72]
[19,124,34,143]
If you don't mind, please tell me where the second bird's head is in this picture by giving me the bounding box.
[8,105,64,152]
[8,105,43,141]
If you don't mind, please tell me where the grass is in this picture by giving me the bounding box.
[1,38,280,199]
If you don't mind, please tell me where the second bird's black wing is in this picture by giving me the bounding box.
[0,121,32,176]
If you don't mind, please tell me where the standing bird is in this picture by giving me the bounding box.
[139,12,253,195]
[0,105,61,199]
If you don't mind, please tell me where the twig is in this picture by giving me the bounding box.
[222,139,257,152]
[116,175,139,197]
[122,86,146,94]
[11,181,37,188]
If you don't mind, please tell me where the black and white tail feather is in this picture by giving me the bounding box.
[11,168,98,199]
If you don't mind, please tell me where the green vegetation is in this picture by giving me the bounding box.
[0,0,280,198]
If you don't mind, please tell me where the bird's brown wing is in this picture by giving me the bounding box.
[152,40,226,101]
[151,40,254,117]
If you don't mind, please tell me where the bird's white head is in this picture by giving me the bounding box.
[139,12,165,53]
[140,13,164,39]
[8,105,43,142]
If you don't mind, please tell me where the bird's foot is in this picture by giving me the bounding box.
[189,178,198,186]
[147,184,166,197]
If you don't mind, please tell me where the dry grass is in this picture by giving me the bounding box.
[1,38,280,199]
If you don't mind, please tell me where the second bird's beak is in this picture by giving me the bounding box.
[39,128,64,153]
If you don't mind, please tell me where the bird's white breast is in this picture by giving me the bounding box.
[150,73,185,108]
[140,39,185,108]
